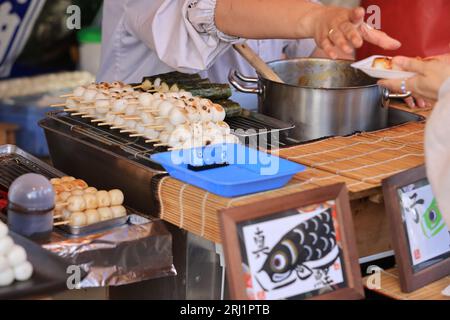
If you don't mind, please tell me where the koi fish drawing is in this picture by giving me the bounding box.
[255,208,340,292]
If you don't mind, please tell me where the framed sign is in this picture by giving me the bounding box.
[383,165,450,293]
[219,184,364,300]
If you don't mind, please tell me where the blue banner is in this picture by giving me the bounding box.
[0,0,45,77]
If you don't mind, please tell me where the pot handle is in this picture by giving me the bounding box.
[381,87,412,108]
[228,69,262,94]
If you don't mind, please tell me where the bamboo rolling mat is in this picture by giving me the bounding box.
[364,268,450,300]
[158,176,319,243]
[157,166,374,243]
[279,121,426,186]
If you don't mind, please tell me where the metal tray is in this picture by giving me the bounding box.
[0,231,74,299]
[0,145,140,237]
[0,144,64,190]
[57,215,129,237]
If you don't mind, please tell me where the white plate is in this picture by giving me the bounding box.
[351,55,416,80]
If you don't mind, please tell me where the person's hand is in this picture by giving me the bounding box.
[378,56,450,103]
[314,7,401,59]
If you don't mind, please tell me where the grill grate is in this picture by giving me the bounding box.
[45,110,294,153]
[0,155,59,189]
[45,111,166,163]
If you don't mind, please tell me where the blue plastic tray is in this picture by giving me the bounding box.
[151,143,305,197]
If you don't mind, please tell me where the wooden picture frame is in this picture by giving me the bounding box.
[219,183,364,300]
[383,165,450,293]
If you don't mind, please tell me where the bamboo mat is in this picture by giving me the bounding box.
[157,175,320,243]
[364,268,450,300]
[279,121,425,186]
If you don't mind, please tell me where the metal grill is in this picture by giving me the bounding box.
[0,154,59,189]
[45,111,166,164]
[45,110,295,152]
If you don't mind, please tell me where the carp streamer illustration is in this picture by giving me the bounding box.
[255,208,341,292]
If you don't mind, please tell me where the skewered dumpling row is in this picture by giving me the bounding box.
[55,81,239,149]
[51,177,127,227]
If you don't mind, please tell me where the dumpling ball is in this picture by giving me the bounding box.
[96,191,111,207]
[7,245,27,267]
[111,206,127,218]
[0,236,14,256]
[67,196,86,212]
[83,193,98,210]
[0,222,7,238]
[69,212,87,227]
[50,178,61,185]
[108,190,124,206]
[0,256,8,272]
[0,268,14,287]
[14,261,33,282]
[97,207,113,221]
[84,187,98,194]
[73,179,89,190]
[85,209,100,225]
[58,191,72,202]
[71,189,85,197]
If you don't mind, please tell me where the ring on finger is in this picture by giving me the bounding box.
[328,28,335,39]
[400,80,407,94]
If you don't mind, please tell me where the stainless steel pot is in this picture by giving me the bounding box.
[229,58,410,142]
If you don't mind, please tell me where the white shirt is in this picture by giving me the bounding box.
[425,76,450,228]
[97,0,316,85]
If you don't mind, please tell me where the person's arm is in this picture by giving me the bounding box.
[425,78,450,228]
[215,0,401,59]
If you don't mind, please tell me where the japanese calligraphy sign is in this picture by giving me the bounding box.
[383,165,450,293]
[220,184,364,300]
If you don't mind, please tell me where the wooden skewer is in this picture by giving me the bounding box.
[129,133,145,137]
[91,119,106,123]
[63,108,79,112]
[143,125,165,130]
[59,94,74,98]
[54,221,70,226]
[154,143,169,147]
[154,116,168,120]
[78,106,96,110]
[71,112,88,116]
[145,139,160,143]
[111,126,127,130]
[82,115,96,119]
[98,123,113,126]
[50,103,67,108]
[53,215,63,220]
[120,129,137,133]
[137,107,158,111]
[122,117,140,120]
